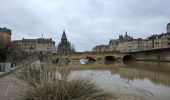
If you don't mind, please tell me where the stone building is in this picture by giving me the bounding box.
[13,38,56,54]
[109,39,119,51]
[0,27,12,48]
[109,39,119,45]
[108,32,135,52]
[92,23,170,52]
[109,32,133,45]
[92,32,134,52]
[119,32,133,42]
[109,44,117,51]
[144,33,170,49]
[92,45,109,52]
[143,39,154,50]
[57,30,75,54]
[116,39,145,52]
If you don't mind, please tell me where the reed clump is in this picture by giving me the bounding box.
[15,63,115,100]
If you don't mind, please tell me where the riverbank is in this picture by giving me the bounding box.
[0,62,137,100]
[1,61,170,100]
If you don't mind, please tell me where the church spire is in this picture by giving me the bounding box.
[125,31,128,36]
[61,30,67,40]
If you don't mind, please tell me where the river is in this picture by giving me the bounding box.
[67,61,170,100]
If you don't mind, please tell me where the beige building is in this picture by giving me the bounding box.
[92,23,170,52]
[109,45,117,51]
[93,40,145,52]
[0,27,12,48]
[144,33,170,50]
[92,45,109,52]
[116,39,145,52]
[143,39,154,50]
[13,38,56,53]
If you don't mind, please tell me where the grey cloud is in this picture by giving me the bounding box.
[0,0,170,51]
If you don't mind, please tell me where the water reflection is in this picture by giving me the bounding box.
[68,61,170,100]
[104,61,115,65]
[112,68,170,87]
[124,61,170,71]
[117,61,170,86]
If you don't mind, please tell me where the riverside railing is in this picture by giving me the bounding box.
[0,57,37,77]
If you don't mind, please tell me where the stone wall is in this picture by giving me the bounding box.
[129,48,170,62]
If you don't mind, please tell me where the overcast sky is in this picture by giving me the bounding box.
[0,0,170,51]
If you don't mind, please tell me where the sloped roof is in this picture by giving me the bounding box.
[61,30,67,40]
[168,22,170,26]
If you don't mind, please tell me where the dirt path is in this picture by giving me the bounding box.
[0,61,39,100]
[0,73,25,100]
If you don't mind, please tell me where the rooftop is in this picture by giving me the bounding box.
[12,38,55,44]
[0,27,11,34]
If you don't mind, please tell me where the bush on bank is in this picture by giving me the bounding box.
[15,65,115,100]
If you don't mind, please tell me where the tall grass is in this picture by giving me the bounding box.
[15,62,115,100]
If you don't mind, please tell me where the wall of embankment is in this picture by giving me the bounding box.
[127,48,170,62]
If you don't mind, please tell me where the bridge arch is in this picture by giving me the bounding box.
[123,55,134,64]
[123,55,133,61]
[86,56,96,62]
[104,56,116,63]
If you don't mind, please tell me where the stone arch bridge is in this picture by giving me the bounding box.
[52,51,131,64]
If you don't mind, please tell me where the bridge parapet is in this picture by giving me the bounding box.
[52,51,126,64]
[53,51,122,56]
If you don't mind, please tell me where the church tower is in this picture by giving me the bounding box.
[61,30,67,43]
[57,30,75,54]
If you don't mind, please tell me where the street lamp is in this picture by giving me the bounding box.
[30,46,34,60]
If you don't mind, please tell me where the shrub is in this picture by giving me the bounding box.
[15,64,115,100]
[0,48,7,62]
[21,79,113,100]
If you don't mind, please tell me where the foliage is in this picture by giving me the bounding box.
[15,66,41,87]
[7,42,22,61]
[0,48,7,62]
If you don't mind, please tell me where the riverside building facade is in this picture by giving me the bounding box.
[92,23,170,52]
[13,38,56,54]
[0,27,12,48]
